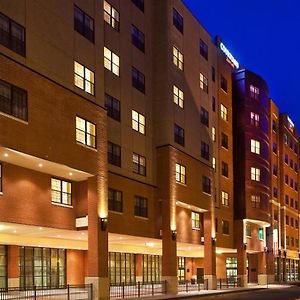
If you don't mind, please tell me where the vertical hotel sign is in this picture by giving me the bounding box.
[217,38,240,69]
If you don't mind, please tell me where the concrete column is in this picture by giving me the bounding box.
[258,252,267,285]
[7,245,19,287]
[282,255,287,282]
[204,212,217,289]
[85,176,109,300]
[266,226,275,283]
[236,220,247,287]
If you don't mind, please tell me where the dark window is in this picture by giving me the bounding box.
[284,154,288,164]
[222,220,229,235]
[0,12,25,56]
[200,39,208,60]
[294,144,298,154]
[296,182,298,191]
[105,94,120,121]
[295,163,298,173]
[108,141,121,167]
[133,153,146,176]
[274,210,278,221]
[200,107,209,127]
[286,215,289,225]
[0,79,27,121]
[211,67,215,82]
[108,188,122,212]
[132,0,144,12]
[74,6,94,42]
[221,75,228,93]
[212,96,216,112]
[202,176,211,194]
[174,124,184,146]
[273,165,278,176]
[215,218,218,233]
[222,162,229,177]
[291,198,294,207]
[132,67,145,93]
[201,141,209,161]
[290,138,293,149]
[273,187,278,198]
[134,195,147,217]
[131,25,145,52]
[290,159,293,169]
[285,174,289,184]
[221,133,228,149]
[296,201,299,210]
[272,120,277,132]
[285,195,289,205]
[273,143,277,154]
[290,178,294,188]
[173,8,183,33]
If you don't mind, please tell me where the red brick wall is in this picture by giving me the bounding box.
[67,249,86,284]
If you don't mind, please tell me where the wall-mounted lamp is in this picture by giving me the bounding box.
[264,247,268,253]
[212,237,216,246]
[100,218,108,231]
[243,243,247,250]
[171,230,177,241]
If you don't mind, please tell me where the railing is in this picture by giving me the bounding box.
[0,284,93,300]
[178,279,208,293]
[110,281,167,299]
[217,278,241,289]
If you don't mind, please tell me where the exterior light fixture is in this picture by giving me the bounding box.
[243,243,247,250]
[101,217,108,231]
[171,230,177,241]
[212,237,216,246]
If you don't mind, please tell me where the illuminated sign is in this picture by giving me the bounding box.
[220,42,239,69]
[287,116,294,133]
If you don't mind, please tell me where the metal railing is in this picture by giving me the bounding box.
[110,281,167,299]
[178,279,208,293]
[0,284,93,300]
[217,278,241,289]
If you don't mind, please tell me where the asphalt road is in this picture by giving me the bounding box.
[177,286,300,300]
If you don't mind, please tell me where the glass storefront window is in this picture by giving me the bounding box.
[0,246,7,289]
[142,255,161,284]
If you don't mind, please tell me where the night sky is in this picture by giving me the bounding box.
[183,0,300,127]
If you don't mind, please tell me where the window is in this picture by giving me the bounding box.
[76,116,96,148]
[296,220,299,229]
[222,220,229,235]
[291,198,294,207]
[74,6,94,42]
[191,212,200,230]
[212,67,215,82]
[273,143,277,154]
[132,0,144,12]
[108,188,122,212]
[272,120,277,132]
[295,163,298,173]
[290,138,293,149]
[134,195,147,217]
[132,110,145,134]
[273,165,278,176]
[142,255,161,284]
[296,201,299,210]
[131,25,145,52]
[284,154,288,164]
[0,12,25,56]
[221,75,227,93]
[0,79,27,121]
[173,8,183,33]
[201,141,209,160]
[285,195,289,205]
[0,163,2,193]
[215,218,218,233]
[251,139,260,154]
[295,182,298,191]
[212,96,216,112]
[222,162,229,178]
[174,124,184,146]
[173,85,184,108]
[221,191,229,206]
[290,178,294,188]
[173,46,183,70]
[133,153,146,176]
[258,228,264,240]
[291,218,294,227]
[250,85,259,100]
[212,127,216,141]
[221,104,228,121]
[105,94,120,121]
[274,210,278,221]
[286,215,289,225]
[74,61,95,95]
[200,107,209,127]
[285,174,289,184]
[212,157,216,171]
[202,176,211,194]
[200,73,208,93]
[250,112,259,127]
[103,1,119,31]
[132,67,145,93]
[200,39,208,60]
[290,159,293,169]
[176,163,186,184]
[0,245,6,289]
[273,187,278,198]
[221,133,229,149]
[251,167,260,181]
[108,141,121,167]
[178,257,186,283]
[283,133,288,144]
[246,223,251,237]
[104,47,120,76]
[251,195,261,208]
[51,178,72,206]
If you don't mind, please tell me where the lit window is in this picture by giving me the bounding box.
[250,112,259,127]
[104,47,120,76]
[103,1,119,31]
[220,104,228,121]
[176,163,186,184]
[212,127,216,141]
[251,195,261,208]
[212,157,216,171]
[74,6,94,42]
[173,46,184,70]
[51,178,72,206]
[0,163,2,193]
[200,73,208,93]
[222,220,229,235]
[192,212,200,230]
[134,195,148,218]
[251,167,260,181]
[132,110,145,134]
[251,139,260,154]
[74,61,95,95]
[173,85,184,108]
[76,116,96,148]
[221,191,229,206]
[133,153,146,176]
[108,188,122,212]
[250,85,259,100]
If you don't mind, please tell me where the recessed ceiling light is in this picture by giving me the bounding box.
[81,232,85,235]
[38,163,43,167]
[69,172,73,176]
[188,205,191,209]
[13,230,17,233]
[39,227,43,230]
[4,153,8,157]
[57,235,61,238]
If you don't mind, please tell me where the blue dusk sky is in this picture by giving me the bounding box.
[183,0,300,127]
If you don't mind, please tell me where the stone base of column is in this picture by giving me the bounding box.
[8,278,19,288]
[85,277,109,300]
[204,275,217,290]
[162,276,178,295]
[258,274,268,285]
[266,275,275,284]
[238,275,248,287]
